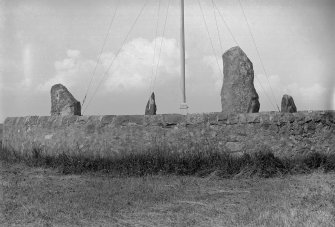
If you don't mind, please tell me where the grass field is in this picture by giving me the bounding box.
[1,159,335,226]
[1,145,335,226]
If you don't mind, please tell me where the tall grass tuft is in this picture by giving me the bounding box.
[234,151,288,178]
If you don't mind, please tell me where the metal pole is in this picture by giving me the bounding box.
[180,0,188,114]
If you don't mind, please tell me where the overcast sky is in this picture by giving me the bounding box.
[0,0,334,122]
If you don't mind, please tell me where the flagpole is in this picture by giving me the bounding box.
[180,0,188,114]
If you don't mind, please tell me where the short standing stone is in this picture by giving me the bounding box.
[50,84,81,116]
[247,96,260,113]
[221,46,260,114]
[145,92,157,115]
[281,94,297,113]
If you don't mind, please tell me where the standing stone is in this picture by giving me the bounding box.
[51,84,81,116]
[145,92,157,115]
[281,94,297,113]
[247,96,260,113]
[221,46,260,114]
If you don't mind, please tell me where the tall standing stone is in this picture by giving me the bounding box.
[281,94,297,113]
[51,84,81,116]
[145,92,157,115]
[221,46,260,114]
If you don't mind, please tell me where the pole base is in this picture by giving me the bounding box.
[180,102,189,115]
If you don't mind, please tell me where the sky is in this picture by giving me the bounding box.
[0,0,334,122]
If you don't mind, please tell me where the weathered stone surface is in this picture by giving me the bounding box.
[51,84,81,116]
[163,114,184,126]
[221,46,259,114]
[2,111,335,159]
[145,92,157,115]
[226,142,244,152]
[281,94,297,113]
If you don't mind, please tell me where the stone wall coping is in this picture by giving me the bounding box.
[4,110,334,129]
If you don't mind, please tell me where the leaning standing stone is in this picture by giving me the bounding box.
[50,84,81,116]
[145,92,157,115]
[281,94,297,113]
[221,46,260,114]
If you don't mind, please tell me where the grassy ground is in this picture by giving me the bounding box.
[1,160,335,226]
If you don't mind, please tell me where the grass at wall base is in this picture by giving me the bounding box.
[1,144,335,178]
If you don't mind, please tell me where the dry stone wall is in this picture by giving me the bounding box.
[2,111,335,159]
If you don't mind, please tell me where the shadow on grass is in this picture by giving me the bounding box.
[1,146,335,178]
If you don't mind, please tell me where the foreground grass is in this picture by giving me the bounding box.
[1,146,335,226]
[1,160,335,226]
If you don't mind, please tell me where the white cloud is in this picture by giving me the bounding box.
[37,49,95,91]
[202,55,223,90]
[66,49,80,59]
[101,37,180,92]
[38,37,181,95]
[299,84,326,104]
[0,5,4,30]
[255,74,327,111]
[0,44,35,92]
[21,44,33,88]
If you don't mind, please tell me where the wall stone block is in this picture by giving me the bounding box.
[2,111,334,159]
